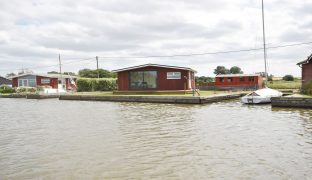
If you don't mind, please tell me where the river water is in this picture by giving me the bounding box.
[0,98,311,179]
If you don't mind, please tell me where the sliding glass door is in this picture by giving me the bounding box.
[129,71,157,89]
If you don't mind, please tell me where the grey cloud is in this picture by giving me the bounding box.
[279,29,312,43]
[0,0,311,77]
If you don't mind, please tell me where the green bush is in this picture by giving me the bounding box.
[282,75,294,81]
[77,78,117,92]
[302,80,312,95]
[76,79,93,92]
[0,86,15,94]
[267,74,273,81]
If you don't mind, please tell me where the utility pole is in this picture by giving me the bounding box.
[59,54,62,75]
[96,56,99,79]
[261,0,268,82]
[59,53,63,89]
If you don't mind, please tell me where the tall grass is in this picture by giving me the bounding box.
[267,80,301,89]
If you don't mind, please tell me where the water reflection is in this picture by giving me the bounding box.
[0,99,311,179]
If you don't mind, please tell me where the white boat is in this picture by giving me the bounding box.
[241,88,283,104]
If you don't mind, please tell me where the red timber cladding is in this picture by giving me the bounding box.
[36,76,58,89]
[117,66,194,91]
[215,76,263,89]
[50,78,58,89]
[12,78,18,87]
[36,76,45,86]
[302,61,312,85]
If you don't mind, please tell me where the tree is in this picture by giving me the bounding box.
[63,72,76,76]
[47,71,59,74]
[78,69,95,78]
[230,66,243,74]
[257,72,268,77]
[214,66,230,75]
[6,73,16,78]
[78,68,116,78]
[97,69,115,78]
[268,74,274,82]
[195,76,214,86]
[48,71,76,76]
[283,75,294,81]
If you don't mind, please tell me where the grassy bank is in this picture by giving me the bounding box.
[267,80,301,90]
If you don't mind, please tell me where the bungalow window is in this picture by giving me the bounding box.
[227,77,233,82]
[167,72,181,79]
[219,77,225,82]
[18,79,26,87]
[248,77,255,82]
[18,79,36,87]
[41,78,50,84]
[28,79,36,87]
[130,71,157,89]
[239,77,245,82]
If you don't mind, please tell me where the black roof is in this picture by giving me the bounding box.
[297,54,312,65]
[112,63,197,73]
[0,76,12,85]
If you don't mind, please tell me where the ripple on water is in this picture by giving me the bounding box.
[0,99,312,179]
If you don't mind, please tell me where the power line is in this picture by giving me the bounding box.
[97,41,312,59]
[0,41,311,73]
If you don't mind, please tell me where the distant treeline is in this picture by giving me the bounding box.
[48,69,116,78]
[78,69,116,78]
[195,76,214,86]
[214,66,243,75]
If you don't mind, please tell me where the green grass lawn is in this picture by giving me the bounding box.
[267,80,301,90]
[287,94,312,98]
[71,90,243,97]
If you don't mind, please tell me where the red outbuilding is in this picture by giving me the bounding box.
[113,64,196,92]
[297,53,312,87]
[11,73,77,91]
[215,74,264,90]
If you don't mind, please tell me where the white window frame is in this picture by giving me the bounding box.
[28,79,36,87]
[167,72,181,79]
[18,79,28,87]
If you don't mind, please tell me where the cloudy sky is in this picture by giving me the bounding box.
[0,0,311,77]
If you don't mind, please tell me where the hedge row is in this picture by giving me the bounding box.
[0,86,15,94]
[76,78,117,92]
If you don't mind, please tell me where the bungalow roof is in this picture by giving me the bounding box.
[297,54,312,65]
[112,63,197,73]
[9,73,78,79]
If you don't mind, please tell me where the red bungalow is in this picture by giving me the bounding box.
[11,73,77,91]
[113,64,196,92]
[297,54,312,87]
[215,74,264,90]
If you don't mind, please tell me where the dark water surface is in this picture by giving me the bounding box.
[0,98,312,179]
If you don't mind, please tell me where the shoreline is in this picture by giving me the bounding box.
[3,92,312,108]
[0,92,246,104]
[59,93,246,104]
